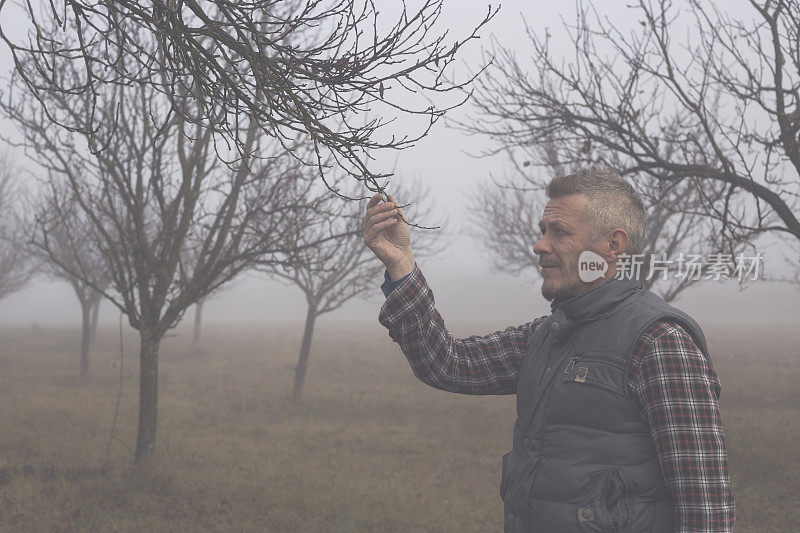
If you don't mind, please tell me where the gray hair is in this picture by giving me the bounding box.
[545,165,647,255]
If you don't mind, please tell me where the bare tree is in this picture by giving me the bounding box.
[181,245,224,348]
[466,179,544,280]
[29,186,111,377]
[0,0,498,197]
[193,297,205,347]
[258,176,447,402]
[458,0,800,254]
[0,153,32,300]
[190,288,230,348]
[465,158,758,303]
[89,294,101,344]
[2,36,355,483]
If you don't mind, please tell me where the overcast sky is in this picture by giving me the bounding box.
[0,1,798,334]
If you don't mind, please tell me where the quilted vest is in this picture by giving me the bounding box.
[501,276,709,532]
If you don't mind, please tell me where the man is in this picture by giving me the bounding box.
[362,166,734,532]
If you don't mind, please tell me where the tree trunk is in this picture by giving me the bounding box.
[89,296,101,345]
[133,326,160,486]
[292,303,317,403]
[193,299,204,346]
[80,299,91,378]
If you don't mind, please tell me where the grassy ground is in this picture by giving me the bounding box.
[0,319,797,532]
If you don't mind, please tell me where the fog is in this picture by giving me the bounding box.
[1,0,798,331]
[0,3,797,531]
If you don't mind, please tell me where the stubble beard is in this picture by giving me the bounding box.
[540,279,557,302]
[540,270,580,303]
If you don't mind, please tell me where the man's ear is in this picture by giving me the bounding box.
[603,228,630,262]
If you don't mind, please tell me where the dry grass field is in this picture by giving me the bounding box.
[0,318,797,532]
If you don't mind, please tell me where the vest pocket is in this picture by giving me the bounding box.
[577,467,633,532]
[561,353,627,399]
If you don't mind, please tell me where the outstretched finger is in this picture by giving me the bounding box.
[365,195,397,220]
[387,194,406,222]
[366,193,382,209]
[364,204,398,234]
[364,216,398,241]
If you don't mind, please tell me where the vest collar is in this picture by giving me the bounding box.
[546,276,642,341]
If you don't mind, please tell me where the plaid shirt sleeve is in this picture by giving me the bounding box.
[378,264,547,395]
[628,321,735,533]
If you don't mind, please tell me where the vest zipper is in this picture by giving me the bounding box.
[600,468,634,532]
[618,468,633,530]
[601,470,617,532]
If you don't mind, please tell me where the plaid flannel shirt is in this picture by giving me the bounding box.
[378,264,734,532]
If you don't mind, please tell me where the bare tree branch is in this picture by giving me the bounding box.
[455,0,800,251]
[0,24,372,481]
[28,183,111,376]
[463,145,759,302]
[0,0,499,199]
[0,152,33,300]
[256,174,447,401]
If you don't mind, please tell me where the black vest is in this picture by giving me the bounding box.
[501,277,709,532]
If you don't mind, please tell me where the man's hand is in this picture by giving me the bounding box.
[363,193,415,280]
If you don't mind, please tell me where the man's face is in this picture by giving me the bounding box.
[533,194,601,302]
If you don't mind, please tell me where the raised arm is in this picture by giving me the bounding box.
[362,193,544,395]
[379,263,544,394]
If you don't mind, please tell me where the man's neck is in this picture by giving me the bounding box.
[562,270,618,302]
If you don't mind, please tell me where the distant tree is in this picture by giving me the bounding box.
[459,0,800,254]
[30,186,111,377]
[465,154,758,303]
[190,289,229,348]
[181,245,224,349]
[193,297,206,347]
[0,154,32,301]
[257,177,446,402]
[2,36,354,483]
[0,0,498,194]
[89,293,101,345]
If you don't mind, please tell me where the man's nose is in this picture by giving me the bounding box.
[533,234,550,256]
